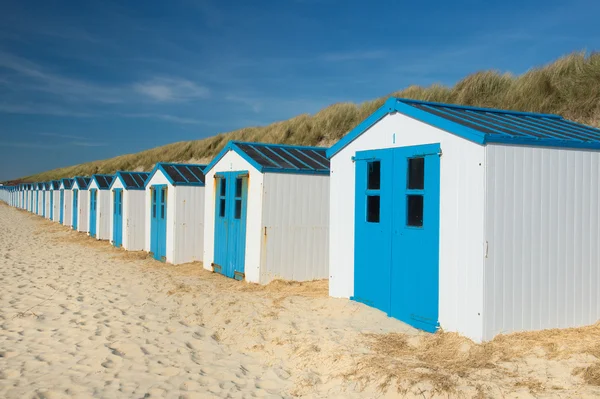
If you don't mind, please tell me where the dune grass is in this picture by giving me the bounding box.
[17,51,600,183]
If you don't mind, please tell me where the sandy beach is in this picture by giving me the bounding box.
[1,203,600,398]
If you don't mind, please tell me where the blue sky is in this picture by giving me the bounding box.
[1,0,599,181]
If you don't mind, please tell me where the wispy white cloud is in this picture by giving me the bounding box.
[225,95,263,113]
[133,77,210,102]
[2,142,59,149]
[39,133,106,147]
[119,112,215,125]
[0,103,94,117]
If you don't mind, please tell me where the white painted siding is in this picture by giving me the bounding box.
[483,145,600,340]
[260,173,329,284]
[329,112,486,342]
[172,186,204,265]
[37,191,44,216]
[203,150,264,282]
[77,190,89,233]
[45,190,51,219]
[110,179,146,251]
[62,190,73,227]
[88,181,112,239]
[51,191,60,222]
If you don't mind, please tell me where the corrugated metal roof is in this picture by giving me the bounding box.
[328,98,600,158]
[205,141,330,175]
[61,179,73,189]
[74,177,91,189]
[92,174,114,189]
[149,163,207,187]
[113,172,149,190]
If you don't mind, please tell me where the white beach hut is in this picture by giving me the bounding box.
[87,174,115,240]
[203,142,330,284]
[59,178,74,227]
[49,181,61,222]
[72,177,91,232]
[328,97,600,342]
[144,163,206,264]
[109,171,149,250]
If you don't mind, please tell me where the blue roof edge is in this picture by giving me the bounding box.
[145,163,207,188]
[327,97,597,158]
[109,171,150,190]
[204,141,329,176]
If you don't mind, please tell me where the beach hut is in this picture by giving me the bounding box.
[72,177,91,232]
[109,171,149,250]
[37,183,45,216]
[144,163,206,264]
[203,142,330,283]
[327,97,600,342]
[49,181,61,222]
[59,178,74,226]
[88,174,115,240]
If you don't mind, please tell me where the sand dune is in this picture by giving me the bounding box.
[1,204,600,398]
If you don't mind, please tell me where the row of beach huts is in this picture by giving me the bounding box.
[2,97,600,343]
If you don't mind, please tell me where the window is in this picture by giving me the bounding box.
[407,157,424,189]
[219,199,226,218]
[235,178,242,197]
[367,161,380,190]
[220,178,227,196]
[152,189,156,218]
[407,195,423,227]
[234,199,242,219]
[367,195,380,223]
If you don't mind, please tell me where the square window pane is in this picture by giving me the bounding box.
[235,178,242,198]
[367,161,380,190]
[407,195,423,227]
[408,157,424,189]
[219,198,226,217]
[234,199,242,219]
[366,195,380,223]
[220,178,227,197]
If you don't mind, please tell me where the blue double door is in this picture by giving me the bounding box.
[42,192,46,217]
[112,189,123,247]
[150,185,167,261]
[72,189,79,230]
[89,189,97,237]
[353,144,441,333]
[214,172,248,280]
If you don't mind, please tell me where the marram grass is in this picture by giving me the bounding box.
[18,51,600,182]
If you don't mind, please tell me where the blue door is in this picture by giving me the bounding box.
[42,192,46,217]
[89,189,97,237]
[213,172,248,280]
[35,191,39,214]
[150,185,167,261]
[72,189,79,230]
[113,189,123,247]
[50,193,54,220]
[353,144,441,333]
[59,190,64,223]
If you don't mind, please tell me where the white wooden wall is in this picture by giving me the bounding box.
[483,144,600,340]
[329,112,487,342]
[51,191,60,222]
[62,189,73,227]
[260,173,330,284]
[110,179,146,251]
[203,150,264,283]
[172,185,204,265]
[77,190,89,233]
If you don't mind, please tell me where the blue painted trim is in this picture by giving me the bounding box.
[327,97,600,158]
[109,171,152,190]
[145,163,207,188]
[204,141,330,175]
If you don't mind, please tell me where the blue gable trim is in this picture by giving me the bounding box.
[204,141,330,175]
[327,97,600,158]
[145,163,206,188]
